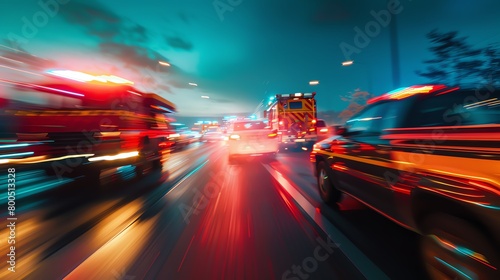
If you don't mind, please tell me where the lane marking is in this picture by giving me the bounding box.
[263,164,389,280]
[62,159,210,279]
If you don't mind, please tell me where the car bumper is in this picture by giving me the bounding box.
[228,142,279,156]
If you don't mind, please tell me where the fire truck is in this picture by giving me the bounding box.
[264,92,318,149]
[0,70,176,183]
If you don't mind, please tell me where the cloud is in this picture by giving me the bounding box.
[311,1,352,24]
[61,1,148,43]
[165,36,193,51]
[99,42,163,69]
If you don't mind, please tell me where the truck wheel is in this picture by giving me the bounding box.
[77,168,101,188]
[421,213,500,280]
[152,157,162,170]
[317,161,341,205]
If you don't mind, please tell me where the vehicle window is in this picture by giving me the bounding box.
[407,89,500,127]
[288,101,302,109]
[233,121,267,131]
[345,102,399,135]
[316,120,326,127]
[2,85,82,109]
[345,105,382,135]
[207,127,219,132]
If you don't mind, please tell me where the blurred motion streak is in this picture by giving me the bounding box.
[64,201,153,280]
[0,65,177,180]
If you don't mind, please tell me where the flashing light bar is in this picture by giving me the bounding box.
[367,85,451,104]
[47,70,134,85]
[276,92,316,99]
[388,85,447,99]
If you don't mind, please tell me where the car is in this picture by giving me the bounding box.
[315,119,330,140]
[200,126,225,142]
[168,123,193,150]
[310,84,500,280]
[227,119,279,162]
[186,129,202,142]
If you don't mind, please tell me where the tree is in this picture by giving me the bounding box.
[337,89,373,123]
[416,29,483,86]
[482,44,500,86]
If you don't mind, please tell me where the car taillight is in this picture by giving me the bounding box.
[229,134,240,140]
[312,119,317,124]
[268,132,278,138]
[320,128,328,133]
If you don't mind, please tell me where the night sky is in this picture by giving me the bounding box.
[1,0,500,119]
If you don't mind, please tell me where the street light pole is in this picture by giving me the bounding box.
[389,4,401,88]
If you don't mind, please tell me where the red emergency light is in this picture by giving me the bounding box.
[47,70,134,85]
[367,85,453,104]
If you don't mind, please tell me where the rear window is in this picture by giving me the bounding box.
[233,121,267,131]
[288,101,302,109]
[316,120,326,127]
[407,89,500,127]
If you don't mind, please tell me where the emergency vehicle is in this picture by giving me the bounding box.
[0,69,177,183]
[264,92,318,149]
[311,84,500,279]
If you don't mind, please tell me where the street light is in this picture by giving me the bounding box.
[309,80,319,85]
[341,60,354,66]
[158,61,171,67]
[189,82,198,86]
[201,95,210,99]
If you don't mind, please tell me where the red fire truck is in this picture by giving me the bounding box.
[264,92,318,150]
[0,70,176,183]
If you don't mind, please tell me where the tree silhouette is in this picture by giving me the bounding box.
[337,89,373,123]
[416,29,483,86]
[482,44,500,86]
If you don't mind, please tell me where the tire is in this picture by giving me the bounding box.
[136,136,158,176]
[80,168,101,188]
[420,213,500,280]
[152,157,162,170]
[317,161,341,204]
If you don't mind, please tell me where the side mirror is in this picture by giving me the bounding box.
[332,125,347,136]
